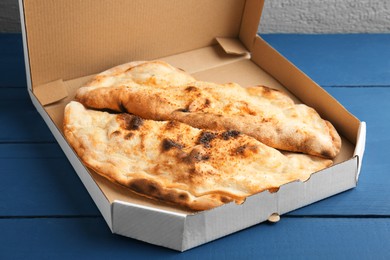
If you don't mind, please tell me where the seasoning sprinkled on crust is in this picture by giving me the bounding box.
[66,60,341,211]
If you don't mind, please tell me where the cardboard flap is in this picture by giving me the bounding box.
[33,79,68,106]
[354,122,366,181]
[216,37,249,55]
[162,45,250,75]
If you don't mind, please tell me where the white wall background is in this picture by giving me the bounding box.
[259,0,390,33]
[0,0,389,33]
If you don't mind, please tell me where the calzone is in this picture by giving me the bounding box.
[75,61,341,158]
[64,101,332,211]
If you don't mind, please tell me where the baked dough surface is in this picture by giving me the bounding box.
[75,61,341,158]
[64,101,332,211]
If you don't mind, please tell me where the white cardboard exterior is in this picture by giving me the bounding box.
[19,0,366,251]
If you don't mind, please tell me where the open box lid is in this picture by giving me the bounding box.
[19,0,366,191]
[19,0,366,197]
[19,0,264,91]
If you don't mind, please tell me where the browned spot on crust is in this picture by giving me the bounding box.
[220,196,232,203]
[125,67,135,73]
[92,75,105,83]
[261,118,272,123]
[128,179,164,200]
[127,179,190,205]
[246,110,257,116]
[233,144,259,157]
[165,120,179,130]
[268,187,280,193]
[320,149,332,159]
[182,147,210,164]
[118,102,128,113]
[240,101,257,116]
[117,114,144,130]
[276,127,283,134]
[110,131,121,138]
[221,130,240,140]
[139,132,147,151]
[235,145,247,155]
[262,86,273,93]
[178,192,189,201]
[189,167,196,175]
[177,108,189,113]
[124,133,134,140]
[161,138,183,152]
[260,85,280,95]
[197,131,216,148]
[185,86,198,92]
[129,116,143,130]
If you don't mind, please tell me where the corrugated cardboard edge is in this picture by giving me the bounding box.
[19,0,32,92]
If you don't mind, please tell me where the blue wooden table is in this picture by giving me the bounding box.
[1,34,389,259]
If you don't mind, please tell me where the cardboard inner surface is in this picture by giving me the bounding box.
[23,0,252,87]
[42,43,355,215]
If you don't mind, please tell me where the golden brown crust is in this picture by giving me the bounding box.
[75,61,341,158]
[63,101,333,211]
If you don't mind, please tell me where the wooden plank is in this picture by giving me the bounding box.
[0,143,64,158]
[0,88,55,142]
[0,34,27,88]
[0,217,389,258]
[262,34,390,87]
[290,86,390,215]
[0,143,100,217]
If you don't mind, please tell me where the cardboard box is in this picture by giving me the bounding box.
[19,0,366,251]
